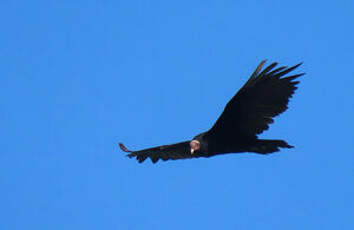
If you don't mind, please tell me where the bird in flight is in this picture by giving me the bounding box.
[119,60,304,163]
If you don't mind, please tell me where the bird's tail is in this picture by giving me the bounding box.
[249,139,293,154]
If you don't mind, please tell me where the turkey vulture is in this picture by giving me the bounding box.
[119,60,304,163]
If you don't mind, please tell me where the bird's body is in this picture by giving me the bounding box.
[119,60,304,163]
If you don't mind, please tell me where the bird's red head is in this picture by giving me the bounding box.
[190,140,200,154]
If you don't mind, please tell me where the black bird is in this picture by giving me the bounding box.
[119,60,304,163]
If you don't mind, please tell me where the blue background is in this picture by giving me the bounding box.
[1,1,354,229]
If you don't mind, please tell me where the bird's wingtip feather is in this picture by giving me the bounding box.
[293,62,303,69]
[249,60,267,80]
[119,143,133,153]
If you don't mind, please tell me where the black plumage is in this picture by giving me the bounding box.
[119,60,304,163]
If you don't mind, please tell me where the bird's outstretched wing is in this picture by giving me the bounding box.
[208,60,304,139]
[119,141,197,163]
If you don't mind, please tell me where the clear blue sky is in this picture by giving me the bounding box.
[1,1,354,229]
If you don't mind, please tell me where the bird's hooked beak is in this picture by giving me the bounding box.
[190,140,200,154]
